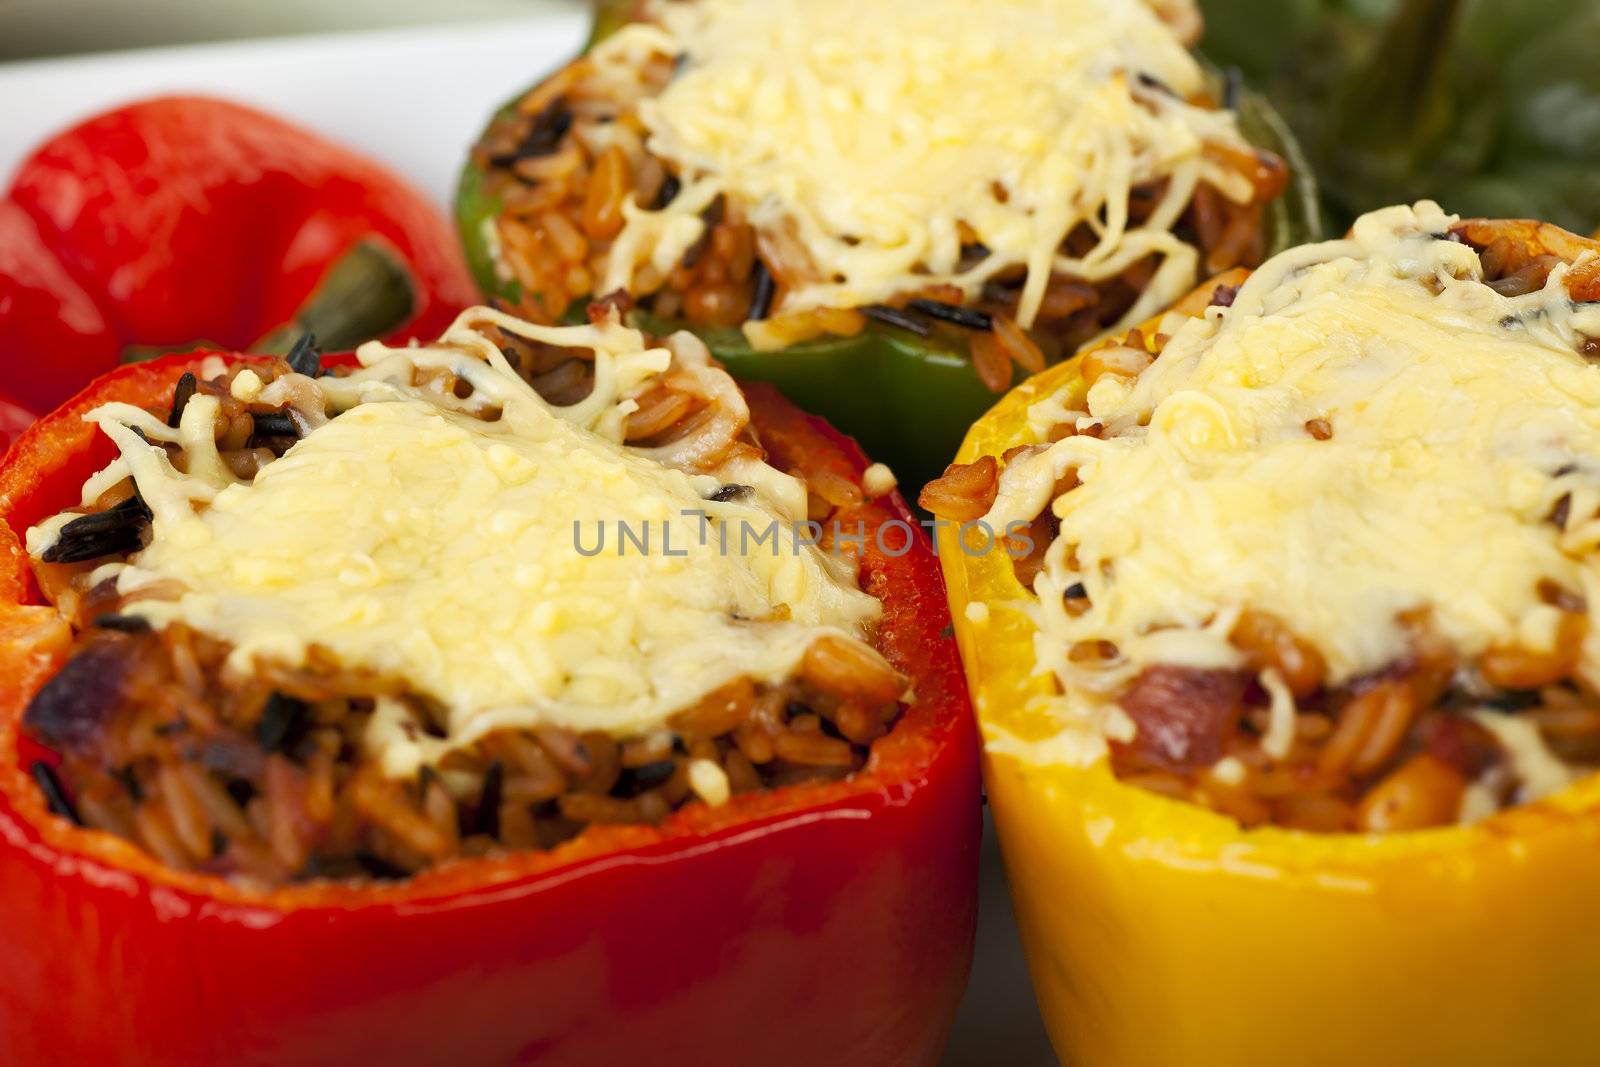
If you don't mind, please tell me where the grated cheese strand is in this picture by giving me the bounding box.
[593,0,1253,342]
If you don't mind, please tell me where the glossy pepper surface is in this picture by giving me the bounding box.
[0,96,478,414]
[0,356,980,1067]
[453,1,1322,489]
[936,300,1600,1067]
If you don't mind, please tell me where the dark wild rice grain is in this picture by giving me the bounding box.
[255,693,309,753]
[43,495,151,564]
[907,298,994,331]
[168,372,197,428]
[30,761,81,825]
[354,849,411,880]
[862,304,932,336]
[651,173,682,210]
[1209,284,1238,308]
[285,333,322,378]
[250,413,299,438]
[491,97,574,165]
[748,260,776,320]
[472,760,505,838]
[93,614,152,633]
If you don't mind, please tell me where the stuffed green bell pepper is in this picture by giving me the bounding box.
[457,0,1319,486]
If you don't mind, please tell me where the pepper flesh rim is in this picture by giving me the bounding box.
[938,225,1600,879]
[0,351,968,912]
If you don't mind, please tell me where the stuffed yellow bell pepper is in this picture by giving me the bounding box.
[927,202,1600,1067]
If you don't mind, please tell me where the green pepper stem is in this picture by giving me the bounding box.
[255,239,417,355]
[1336,0,1463,152]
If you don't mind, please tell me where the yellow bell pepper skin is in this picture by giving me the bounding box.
[940,356,1600,1067]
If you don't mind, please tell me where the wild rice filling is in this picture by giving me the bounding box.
[923,205,1600,833]
[471,0,1287,392]
[23,312,907,887]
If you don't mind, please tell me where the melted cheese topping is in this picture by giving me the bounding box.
[988,202,1600,759]
[593,0,1251,339]
[1469,710,1577,807]
[30,309,880,775]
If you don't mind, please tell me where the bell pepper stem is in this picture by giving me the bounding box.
[1335,0,1463,154]
[255,238,417,355]
[121,240,418,364]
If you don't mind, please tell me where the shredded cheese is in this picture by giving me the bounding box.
[1210,756,1246,786]
[861,462,898,499]
[1469,710,1578,807]
[30,308,881,776]
[593,0,1253,341]
[990,201,1600,765]
[229,369,264,403]
[687,757,733,807]
[1258,668,1296,762]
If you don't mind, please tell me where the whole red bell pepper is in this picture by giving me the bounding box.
[0,96,478,413]
[0,355,980,1067]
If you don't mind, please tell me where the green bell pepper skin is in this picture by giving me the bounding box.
[454,0,1321,488]
[641,318,994,492]
[1199,0,1600,235]
[587,0,638,47]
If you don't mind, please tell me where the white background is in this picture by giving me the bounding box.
[0,15,587,200]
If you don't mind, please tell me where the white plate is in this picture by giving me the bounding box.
[0,17,1056,1066]
[0,14,588,204]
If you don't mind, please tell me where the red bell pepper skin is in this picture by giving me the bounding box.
[0,357,980,1067]
[0,200,119,415]
[1,96,477,412]
[0,392,36,457]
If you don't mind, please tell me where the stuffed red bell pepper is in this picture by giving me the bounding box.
[0,306,978,1066]
[0,95,478,414]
